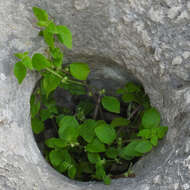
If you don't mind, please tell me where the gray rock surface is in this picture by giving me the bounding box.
[0,0,190,189]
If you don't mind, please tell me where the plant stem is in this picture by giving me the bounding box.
[67,78,86,86]
[93,93,101,120]
[127,105,142,120]
[45,67,63,79]
[45,67,86,86]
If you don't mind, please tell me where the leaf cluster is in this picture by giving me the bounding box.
[13,7,168,185]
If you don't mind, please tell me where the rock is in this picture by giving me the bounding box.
[172,56,183,65]
[1,0,190,190]
[183,51,190,59]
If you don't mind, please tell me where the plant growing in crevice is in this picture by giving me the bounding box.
[14,7,168,185]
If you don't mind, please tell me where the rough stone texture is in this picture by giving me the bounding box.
[0,0,190,189]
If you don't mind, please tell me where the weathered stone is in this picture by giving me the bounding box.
[1,0,190,189]
[172,56,183,65]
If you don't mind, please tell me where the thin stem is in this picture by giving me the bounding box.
[93,93,101,120]
[67,78,86,86]
[45,67,86,87]
[45,67,63,79]
[127,105,142,121]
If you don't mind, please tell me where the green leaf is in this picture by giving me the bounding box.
[103,175,111,185]
[37,20,51,27]
[49,150,64,167]
[45,138,67,148]
[106,147,118,159]
[95,162,106,180]
[120,141,143,158]
[46,22,58,34]
[95,124,116,145]
[22,56,33,70]
[116,88,126,94]
[79,119,96,143]
[85,138,106,153]
[56,114,65,124]
[137,129,151,139]
[70,62,90,81]
[43,29,54,48]
[32,53,51,71]
[30,95,41,119]
[68,166,77,179]
[122,93,137,103]
[57,25,72,49]
[14,61,27,84]
[95,120,106,127]
[42,74,61,97]
[40,109,52,121]
[134,140,153,153]
[77,100,94,116]
[87,152,101,164]
[50,47,63,69]
[31,117,44,134]
[32,7,49,22]
[101,96,120,113]
[58,116,79,142]
[62,82,86,95]
[156,126,168,139]
[150,136,158,146]
[79,162,94,174]
[111,117,129,128]
[142,108,161,128]
[58,161,70,173]
[15,52,28,59]
[125,82,141,93]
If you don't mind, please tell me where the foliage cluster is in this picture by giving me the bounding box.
[14,7,168,185]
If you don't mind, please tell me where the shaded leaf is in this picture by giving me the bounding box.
[120,141,143,158]
[79,119,96,143]
[101,96,120,113]
[106,147,118,159]
[49,150,64,167]
[68,165,77,179]
[134,140,152,153]
[111,117,129,128]
[30,94,41,119]
[142,108,161,128]
[125,82,141,93]
[85,138,106,153]
[31,117,44,134]
[150,136,158,146]
[103,175,111,185]
[45,138,67,148]
[87,152,101,164]
[156,126,168,139]
[122,93,137,103]
[58,161,70,173]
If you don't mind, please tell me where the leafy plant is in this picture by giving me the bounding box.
[14,7,168,185]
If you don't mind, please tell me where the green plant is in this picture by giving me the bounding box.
[14,7,168,185]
